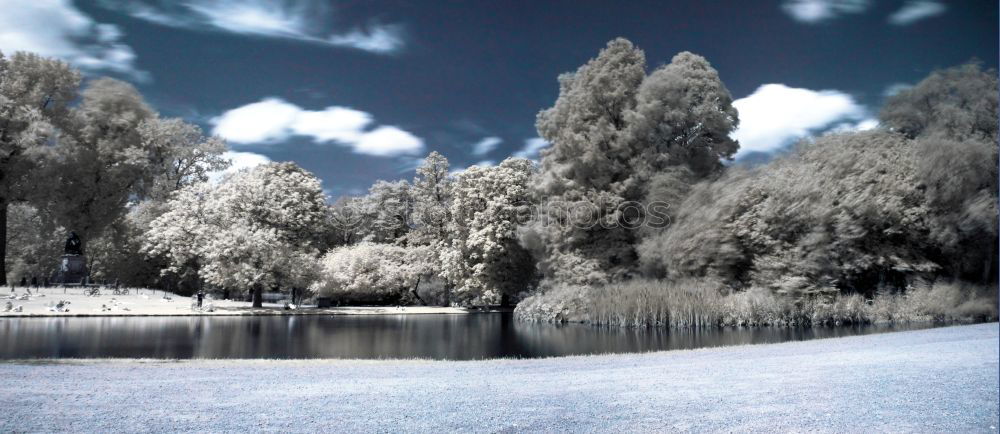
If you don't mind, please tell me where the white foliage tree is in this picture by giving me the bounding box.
[409,151,452,245]
[311,242,430,304]
[361,179,413,243]
[441,158,536,306]
[146,162,327,306]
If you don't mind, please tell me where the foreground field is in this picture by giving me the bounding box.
[0,323,996,432]
[0,287,477,316]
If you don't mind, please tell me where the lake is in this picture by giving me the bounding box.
[0,314,938,360]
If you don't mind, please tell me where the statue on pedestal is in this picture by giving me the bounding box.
[57,231,88,285]
[64,231,83,255]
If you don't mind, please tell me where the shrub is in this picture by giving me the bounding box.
[311,243,424,305]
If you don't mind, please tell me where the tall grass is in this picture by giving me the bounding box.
[514,279,997,328]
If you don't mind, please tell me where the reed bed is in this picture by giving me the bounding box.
[514,279,997,328]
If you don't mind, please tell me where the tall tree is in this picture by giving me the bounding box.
[41,77,155,253]
[524,38,646,286]
[409,151,452,245]
[522,39,739,286]
[143,181,215,292]
[0,51,80,284]
[135,117,229,202]
[363,180,414,244]
[441,158,536,305]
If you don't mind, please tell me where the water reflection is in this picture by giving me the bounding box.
[0,314,938,360]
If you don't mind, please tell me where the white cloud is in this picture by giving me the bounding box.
[781,0,870,23]
[100,0,404,54]
[211,98,303,144]
[0,0,145,79]
[292,107,372,143]
[513,137,549,160]
[889,1,946,25]
[732,84,867,157]
[350,126,424,157]
[209,151,272,183]
[471,136,502,156]
[211,98,424,157]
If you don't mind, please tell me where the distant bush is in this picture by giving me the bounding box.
[311,243,427,305]
[513,284,593,323]
[514,279,996,328]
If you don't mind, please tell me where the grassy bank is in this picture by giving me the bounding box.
[0,288,496,317]
[514,279,998,327]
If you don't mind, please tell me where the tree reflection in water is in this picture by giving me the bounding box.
[0,315,938,360]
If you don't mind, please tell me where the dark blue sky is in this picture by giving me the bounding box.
[5,0,997,198]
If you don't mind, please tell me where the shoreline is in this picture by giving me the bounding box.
[0,306,511,318]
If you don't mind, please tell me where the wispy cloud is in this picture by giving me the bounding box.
[514,138,549,161]
[781,0,870,23]
[471,136,502,156]
[327,25,405,54]
[731,84,868,157]
[888,1,946,25]
[211,97,424,157]
[0,0,146,79]
[99,0,405,54]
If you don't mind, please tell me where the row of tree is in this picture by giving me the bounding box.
[639,62,998,298]
[3,39,996,310]
[144,153,536,307]
[516,39,997,309]
[1,48,539,307]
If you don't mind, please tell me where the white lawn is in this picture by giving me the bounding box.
[0,286,477,316]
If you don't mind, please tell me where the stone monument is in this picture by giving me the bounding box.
[57,231,88,285]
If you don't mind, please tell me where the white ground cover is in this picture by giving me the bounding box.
[0,287,476,316]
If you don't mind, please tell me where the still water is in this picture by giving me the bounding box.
[0,314,937,360]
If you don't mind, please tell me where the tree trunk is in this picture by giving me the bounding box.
[409,275,426,306]
[982,241,995,284]
[252,284,263,308]
[0,198,6,286]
